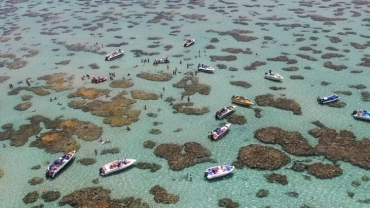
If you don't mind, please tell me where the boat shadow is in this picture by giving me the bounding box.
[204,173,234,182]
[354,117,370,123]
[46,157,76,180]
[99,165,136,177]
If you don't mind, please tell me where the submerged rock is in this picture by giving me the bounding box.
[136,162,161,172]
[218,198,240,208]
[265,173,288,185]
[256,189,269,198]
[78,158,96,166]
[254,127,315,156]
[28,177,44,185]
[23,191,39,204]
[41,190,60,202]
[150,185,179,204]
[255,94,302,115]
[154,142,212,170]
[307,162,343,179]
[237,144,291,170]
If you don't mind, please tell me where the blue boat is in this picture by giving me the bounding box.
[317,94,339,104]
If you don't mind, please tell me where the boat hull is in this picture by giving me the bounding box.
[231,96,254,106]
[204,165,235,179]
[215,106,236,119]
[99,159,136,176]
[105,51,124,61]
[210,123,231,140]
[45,150,76,178]
[317,94,339,104]
[264,72,283,81]
[352,109,370,121]
[184,39,195,47]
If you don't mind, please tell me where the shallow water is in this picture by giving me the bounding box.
[1,0,370,207]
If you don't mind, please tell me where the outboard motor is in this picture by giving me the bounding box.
[204,172,208,178]
[352,110,357,115]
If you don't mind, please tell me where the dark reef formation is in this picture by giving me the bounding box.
[237,144,291,170]
[255,94,302,115]
[154,142,213,170]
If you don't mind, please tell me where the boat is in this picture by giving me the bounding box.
[99,158,136,176]
[264,70,283,81]
[204,165,235,179]
[209,123,231,140]
[155,54,170,64]
[45,150,76,178]
[317,94,339,104]
[352,109,370,121]
[215,106,236,119]
[197,64,214,73]
[91,76,107,84]
[105,49,124,61]
[184,39,195,47]
[231,95,254,106]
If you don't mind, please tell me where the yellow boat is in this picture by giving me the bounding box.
[231,95,254,106]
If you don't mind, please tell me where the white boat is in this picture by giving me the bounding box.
[264,70,283,81]
[45,150,76,178]
[352,109,370,121]
[198,64,214,73]
[155,55,170,64]
[209,123,231,140]
[317,94,339,104]
[99,158,136,176]
[215,106,236,119]
[105,49,124,61]
[184,39,195,47]
[204,165,235,179]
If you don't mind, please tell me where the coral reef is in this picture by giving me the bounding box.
[229,81,251,88]
[41,190,61,202]
[307,162,343,179]
[28,177,44,185]
[0,169,4,179]
[265,173,288,185]
[69,91,141,127]
[172,102,210,115]
[136,162,162,172]
[68,87,110,100]
[237,144,291,170]
[150,185,179,204]
[29,118,102,153]
[218,198,240,208]
[136,72,173,81]
[226,114,247,125]
[256,189,269,198]
[101,148,120,155]
[131,90,159,100]
[254,127,315,156]
[172,76,211,95]
[109,80,134,88]
[143,140,156,149]
[38,73,74,92]
[255,94,302,115]
[23,191,39,204]
[14,102,32,111]
[78,158,97,166]
[154,142,212,170]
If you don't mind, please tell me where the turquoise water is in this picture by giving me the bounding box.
[1,0,370,207]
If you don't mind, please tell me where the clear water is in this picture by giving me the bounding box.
[1,0,370,207]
